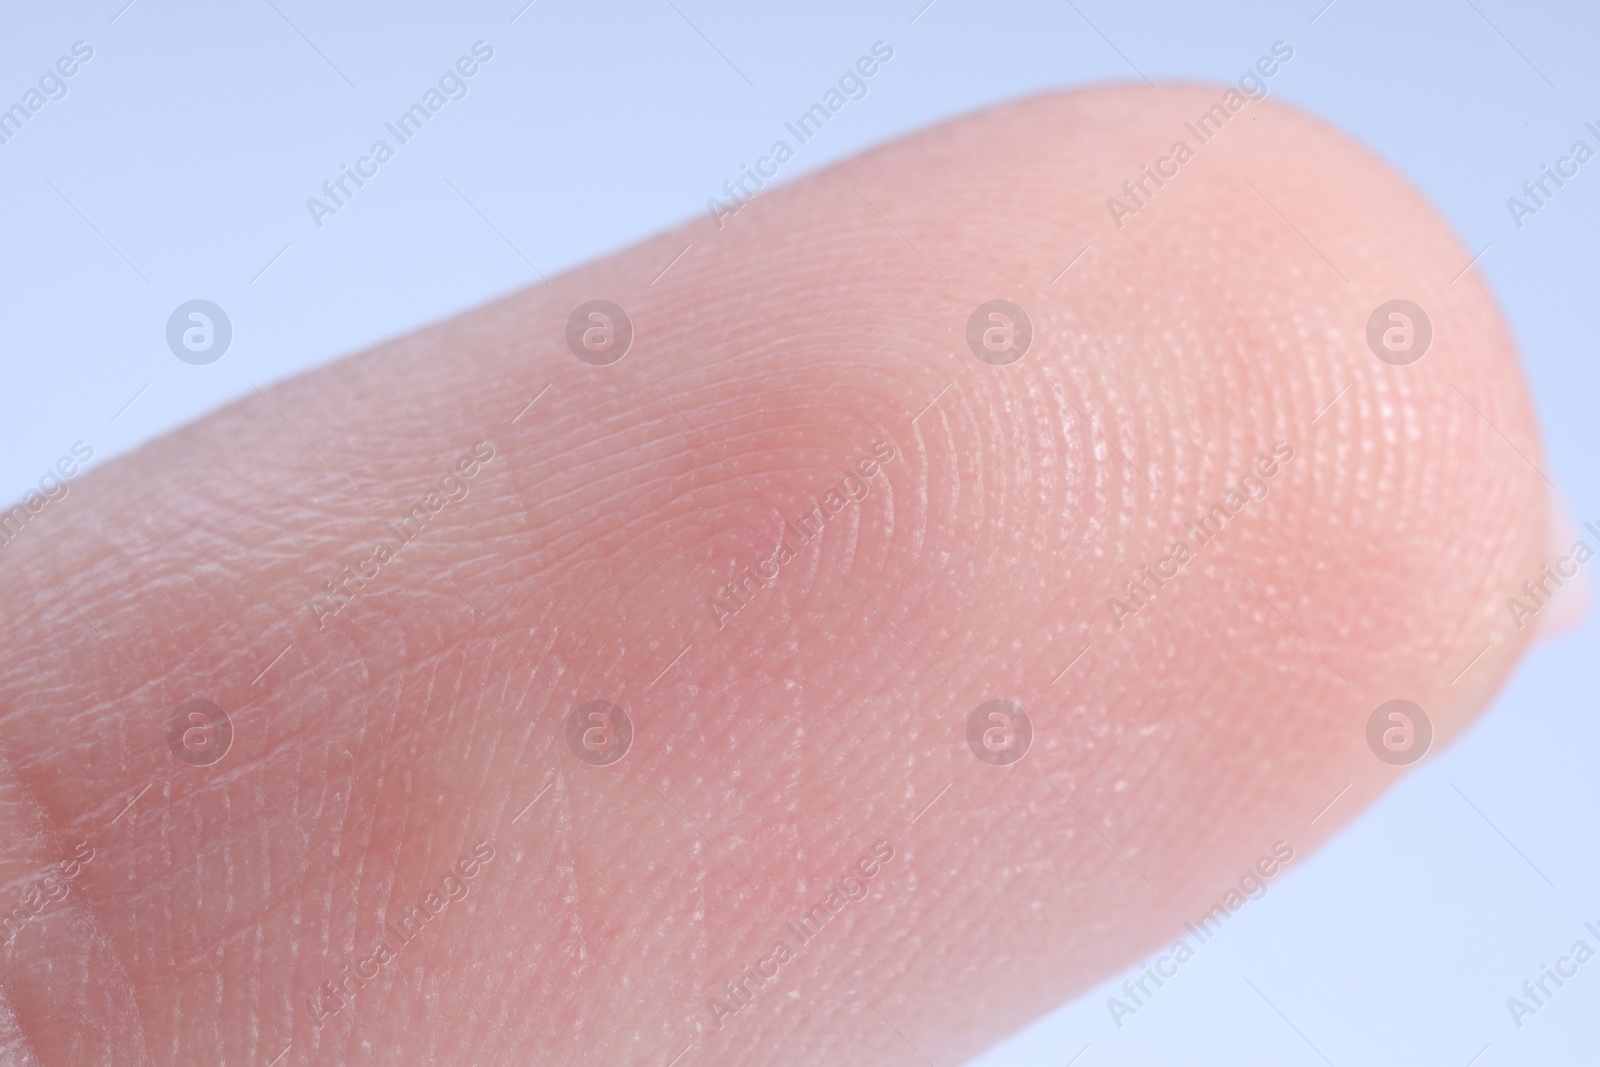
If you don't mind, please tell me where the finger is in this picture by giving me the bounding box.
[0,83,1548,1066]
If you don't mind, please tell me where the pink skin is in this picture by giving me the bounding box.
[0,85,1548,1065]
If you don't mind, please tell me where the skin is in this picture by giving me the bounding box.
[0,84,1550,1065]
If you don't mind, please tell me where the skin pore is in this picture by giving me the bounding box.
[0,85,1548,1065]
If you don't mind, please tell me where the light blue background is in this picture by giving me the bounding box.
[1,2,1595,1064]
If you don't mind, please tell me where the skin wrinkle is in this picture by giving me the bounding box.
[0,84,1549,1063]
